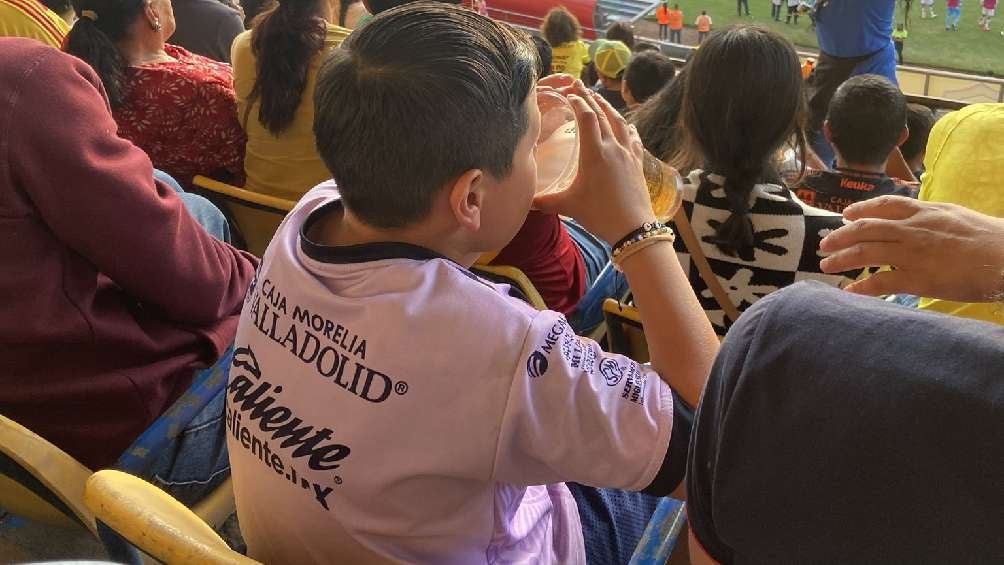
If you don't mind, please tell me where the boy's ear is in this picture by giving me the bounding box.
[447,168,484,233]
[896,125,910,147]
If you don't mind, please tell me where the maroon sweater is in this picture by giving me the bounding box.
[0,39,259,469]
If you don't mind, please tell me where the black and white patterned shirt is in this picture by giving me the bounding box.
[670,171,862,335]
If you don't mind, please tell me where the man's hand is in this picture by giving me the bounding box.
[820,196,1004,302]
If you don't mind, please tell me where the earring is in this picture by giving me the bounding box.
[152,19,161,30]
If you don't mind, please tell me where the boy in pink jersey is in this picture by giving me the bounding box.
[224,4,718,564]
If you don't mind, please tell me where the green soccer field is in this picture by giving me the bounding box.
[660,1,1004,76]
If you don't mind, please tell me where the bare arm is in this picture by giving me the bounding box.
[535,85,718,406]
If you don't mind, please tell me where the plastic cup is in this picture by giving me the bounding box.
[535,90,579,196]
[532,91,683,221]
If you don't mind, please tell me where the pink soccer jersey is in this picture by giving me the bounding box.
[226,181,682,564]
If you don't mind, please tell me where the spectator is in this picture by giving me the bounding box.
[589,38,631,112]
[228,5,718,564]
[668,25,861,336]
[605,20,635,50]
[541,6,589,79]
[632,66,699,174]
[532,34,552,75]
[0,38,257,503]
[622,50,676,109]
[792,75,914,214]
[892,22,907,63]
[696,10,712,42]
[667,3,683,43]
[801,57,815,79]
[38,0,73,23]
[911,103,1004,324]
[655,1,670,40]
[807,0,897,164]
[338,0,367,27]
[170,0,245,63]
[785,0,799,24]
[946,0,961,30]
[771,0,783,21]
[240,0,269,26]
[64,0,247,190]
[232,0,351,200]
[0,0,69,47]
[901,102,936,178]
[921,0,937,18]
[686,280,1004,564]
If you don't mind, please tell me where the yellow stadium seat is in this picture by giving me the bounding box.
[0,415,96,535]
[602,298,650,364]
[471,264,547,310]
[192,175,296,256]
[84,470,258,565]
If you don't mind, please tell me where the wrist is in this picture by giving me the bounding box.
[604,212,659,246]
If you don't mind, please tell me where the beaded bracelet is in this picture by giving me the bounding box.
[612,221,668,253]
[611,234,676,271]
[611,222,676,271]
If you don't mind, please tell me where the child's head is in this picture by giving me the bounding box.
[824,74,908,167]
[622,50,676,108]
[590,39,631,85]
[532,35,553,76]
[540,6,580,47]
[314,3,539,251]
[605,21,636,50]
[680,25,806,257]
[901,103,936,173]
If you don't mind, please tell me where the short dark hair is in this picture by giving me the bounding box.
[901,103,936,163]
[826,74,907,166]
[605,21,635,50]
[39,0,72,14]
[540,6,580,46]
[532,35,553,76]
[624,51,676,104]
[366,0,460,14]
[314,3,537,229]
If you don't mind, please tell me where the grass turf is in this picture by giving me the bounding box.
[653,1,1004,76]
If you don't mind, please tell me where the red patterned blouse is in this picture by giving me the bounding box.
[114,45,246,189]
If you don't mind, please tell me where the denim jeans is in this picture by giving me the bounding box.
[153,169,232,243]
[562,219,630,333]
[141,369,231,507]
[566,483,666,565]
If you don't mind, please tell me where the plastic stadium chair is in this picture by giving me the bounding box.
[84,471,259,565]
[0,415,96,535]
[192,175,296,256]
[629,497,688,565]
[602,298,650,364]
[471,264,548,310]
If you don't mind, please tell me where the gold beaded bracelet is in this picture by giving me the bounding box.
[611,230,676,272]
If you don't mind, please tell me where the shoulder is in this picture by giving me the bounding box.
[0,38,108,119]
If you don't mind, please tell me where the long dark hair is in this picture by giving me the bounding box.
[246,0,326,135]
[64,0,146,109]
[631,66,697,172]
[680,26,807,258]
